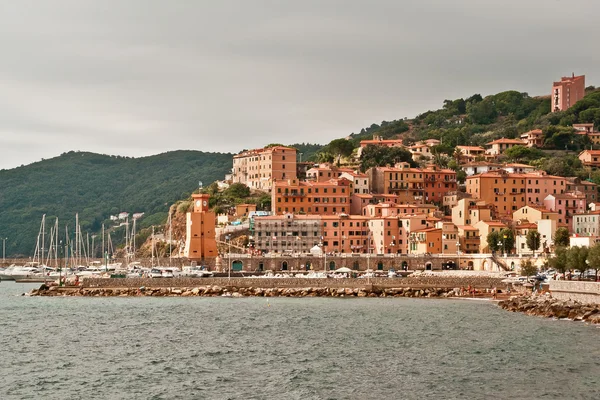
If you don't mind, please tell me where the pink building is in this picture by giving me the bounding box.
[544,193,586,229]
[552,74,585,112]
[524,171,566,205]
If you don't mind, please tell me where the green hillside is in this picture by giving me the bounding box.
[0,150,232,257]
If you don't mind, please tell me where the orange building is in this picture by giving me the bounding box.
[184,194,218,261]
[232,145,297,191]
[578,150,600,168]
[566,177,598,204]
[552,74,585,112]
[456,145,486,162]
[358,135,404,157]
[235,203,256,218]
[367,163,456,204]
[409,228,442,255]
[271,178,352,216]
[321,215,372,254]
[306,165,354,182]
[524,171,566,204]
[422,165,458,203]
[520,129,544,148]
[466,170,527,218]
[485,138,527,156]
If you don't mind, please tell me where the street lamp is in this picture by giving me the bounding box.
[225,234,232,280]
[456,241,460,270]
[498,241,503,257]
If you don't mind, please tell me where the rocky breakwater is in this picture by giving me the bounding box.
[30,284,472,299]
[499,294,600,324]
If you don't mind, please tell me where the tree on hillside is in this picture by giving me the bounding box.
[224,183,250,199]
[586,243,600,281]
[526,230,541,256]
[326,139,354,166]
[487,231,501,253]
[520,258,538,277]
[359,145,415,172]
[467,97,497,124]
[503,146,544,162]
[554,227,570,247]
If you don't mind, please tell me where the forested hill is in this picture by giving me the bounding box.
[0,150,232,256]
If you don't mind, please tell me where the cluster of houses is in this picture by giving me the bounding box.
[222,74,600,257]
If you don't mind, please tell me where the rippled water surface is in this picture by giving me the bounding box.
[1,283,599,399]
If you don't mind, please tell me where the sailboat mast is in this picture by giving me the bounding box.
[102,224,105,267]
[151,225,155,268]
[41,214,45,265]
[75,213,79,266]
[125,216,129,267]
[132,219,136,261]
[169,213,172,268]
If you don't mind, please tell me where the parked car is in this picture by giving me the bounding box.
[149,269,162,278]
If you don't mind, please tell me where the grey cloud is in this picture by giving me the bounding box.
[0,0,599,169]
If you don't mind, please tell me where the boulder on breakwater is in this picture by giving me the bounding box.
[499,294,600,324]
[30,285,470,299]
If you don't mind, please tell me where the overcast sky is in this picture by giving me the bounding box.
[0,0,598,170]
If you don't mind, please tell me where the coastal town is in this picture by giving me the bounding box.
[180,74,600,278]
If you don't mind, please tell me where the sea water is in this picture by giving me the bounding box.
[0,283,599,400]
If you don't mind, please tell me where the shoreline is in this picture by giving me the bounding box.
[499,294,600,324]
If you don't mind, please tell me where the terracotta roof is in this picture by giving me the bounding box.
[457,225,479,230]
[486,138,527,145]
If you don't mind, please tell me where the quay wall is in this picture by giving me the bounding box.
[82,276,506,290]
[549,281,600,304]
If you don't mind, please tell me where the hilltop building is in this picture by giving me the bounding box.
[552,74,585,112]
[232,145,297,191]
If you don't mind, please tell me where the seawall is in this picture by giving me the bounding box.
[549,281,600,304]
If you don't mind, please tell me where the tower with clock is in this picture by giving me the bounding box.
[184,193,218,261]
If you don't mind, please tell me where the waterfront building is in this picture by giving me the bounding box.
[232,145,297,191]
[362,202,437,218]
[184,194,218,260]
[409,227,442,255]
[321,214,372,254]
[552,73,585,112]
[456,225,480,254]
[436,220,458,254]
[252,214,322,254]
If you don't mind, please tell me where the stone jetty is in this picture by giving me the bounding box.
[31,284,472,298]
[499,294,600,324]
